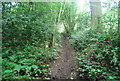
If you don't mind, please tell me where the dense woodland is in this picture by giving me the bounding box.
[1,0,120,80]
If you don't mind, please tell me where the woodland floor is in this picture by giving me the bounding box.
[50,34,78,79]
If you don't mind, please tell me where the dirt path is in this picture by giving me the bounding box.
[50,34,78,79]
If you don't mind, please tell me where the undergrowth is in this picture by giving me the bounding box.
[2,42,59,79]
[70,7,120,80]
[70,28,120,80]
[2,2,61,79]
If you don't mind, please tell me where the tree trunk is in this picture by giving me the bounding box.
[29,2,33,11]
[90,0,102,28]
[58,3,64,23]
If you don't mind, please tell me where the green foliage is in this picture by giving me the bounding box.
[2,1,120,80]
[71,27,120,80]
[2,45,53,79]
[2,2,60,79]
[0,55,2,81]
[70,4,120,80]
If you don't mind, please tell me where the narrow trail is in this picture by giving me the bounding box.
[50,34,78,79]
